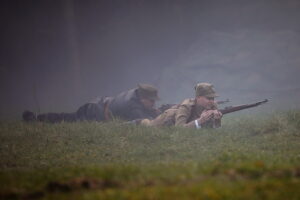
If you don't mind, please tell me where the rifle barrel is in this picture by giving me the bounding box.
[220,99,268,115]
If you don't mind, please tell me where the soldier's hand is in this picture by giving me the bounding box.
[212,110,222,119]
[199,110,222,124]
[199,110,214,124]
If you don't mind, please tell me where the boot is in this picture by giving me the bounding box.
[22,110,36,122]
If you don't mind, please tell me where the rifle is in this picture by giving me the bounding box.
[203,99,268,128]
[219,99,268,115]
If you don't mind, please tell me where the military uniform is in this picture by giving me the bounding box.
[23,84,160,123]
[141,98,217,128]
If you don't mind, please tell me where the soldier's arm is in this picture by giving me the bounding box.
[174,105,196,128]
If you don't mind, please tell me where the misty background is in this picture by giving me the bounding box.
[1,0,300,119]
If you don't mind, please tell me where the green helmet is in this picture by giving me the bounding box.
[195,83,218,98]
[137,83,160,100]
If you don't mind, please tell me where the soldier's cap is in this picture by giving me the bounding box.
[195,82,218,98]
[137,83,160,101]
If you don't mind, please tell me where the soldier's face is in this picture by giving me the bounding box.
[140,98,155,109]
[196,96,215,109]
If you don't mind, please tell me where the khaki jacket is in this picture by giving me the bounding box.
[142,98,215,128]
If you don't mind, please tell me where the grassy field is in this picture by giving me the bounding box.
[0,111,300,199]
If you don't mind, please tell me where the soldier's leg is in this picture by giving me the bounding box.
[37,112,77,123]
[22,110,76,123]
[37,102,106,123]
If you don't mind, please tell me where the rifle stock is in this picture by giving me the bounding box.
[220,99,268,115]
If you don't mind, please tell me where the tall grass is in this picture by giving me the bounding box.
[0,110,300,199]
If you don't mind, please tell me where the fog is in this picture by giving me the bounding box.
[1,0,300,119]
